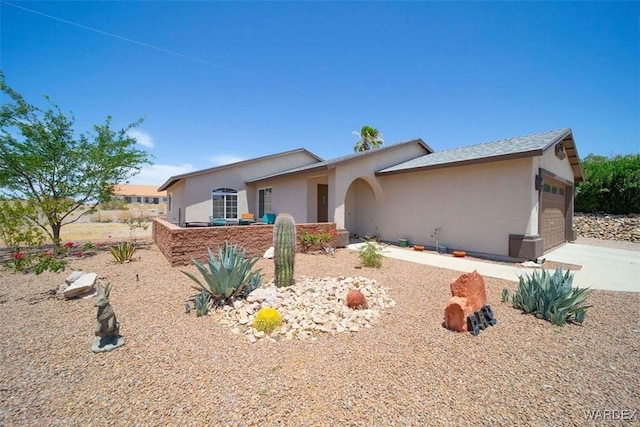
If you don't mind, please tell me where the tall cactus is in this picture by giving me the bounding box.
[274,213,296,287]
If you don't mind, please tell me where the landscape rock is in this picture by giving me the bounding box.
[56,283,69,299]
[65,271,84,285]
[63,272,98,299]
[247,287,277,303]
[449,270,487,308]
[213,276,395,343]
[574,213,640,242]
[263,246,275,259]
[444,270,487,332]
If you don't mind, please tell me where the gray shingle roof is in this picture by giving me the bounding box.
[246,138,432,183]
[158,148,323,191]
[377,128,573,175]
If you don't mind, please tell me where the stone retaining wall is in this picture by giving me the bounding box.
[574,213,640,242]
[152,219,337,267]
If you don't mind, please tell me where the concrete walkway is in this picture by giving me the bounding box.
[347,242,640,293]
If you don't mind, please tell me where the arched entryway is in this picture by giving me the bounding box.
[343,177,384,239]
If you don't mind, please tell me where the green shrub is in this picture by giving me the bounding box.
[512,267,592,326]
[109,242,137,263]
[31,250,68,274]
[99,199,128,210]
[253,307,282,334]
[358,242,383,268]
[123,216,150,241]
[576,154,640,214]
[0,198,46,256]
[3,251,32,273]
[182,241,262,305]
[299,227,336,253]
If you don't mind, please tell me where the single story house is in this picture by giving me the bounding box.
[113,184,168,205]
[157,128,583,260]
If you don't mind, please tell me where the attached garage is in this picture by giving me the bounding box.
[540,177,569,251]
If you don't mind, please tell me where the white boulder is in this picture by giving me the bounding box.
[263,246,275,259]
[63,272,98,299]
[65,271,84,285]
[247,287,278,304]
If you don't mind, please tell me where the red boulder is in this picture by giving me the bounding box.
[444,270,487,332]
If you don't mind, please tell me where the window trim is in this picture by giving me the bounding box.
[212,187,238,219]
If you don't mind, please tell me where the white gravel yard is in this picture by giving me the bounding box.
[0,241,638,426]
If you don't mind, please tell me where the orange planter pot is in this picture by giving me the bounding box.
[453,250,467,257]
[413,245,424,251]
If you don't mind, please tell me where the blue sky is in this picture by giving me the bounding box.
[1,1,638,186]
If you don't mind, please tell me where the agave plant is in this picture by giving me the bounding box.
[512,267,592,326]
[109,242,137,264]
[194,291,210,317]
[182,241,262,304]
[501,288,510,303]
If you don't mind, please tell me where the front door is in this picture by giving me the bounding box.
[317,184,328,222]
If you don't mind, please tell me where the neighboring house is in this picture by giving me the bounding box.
[158,128,583,260]
[112,184,168,205]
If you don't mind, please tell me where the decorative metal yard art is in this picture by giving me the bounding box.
[467,305,497,336]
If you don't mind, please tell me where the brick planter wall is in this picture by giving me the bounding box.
[152,218,337,267]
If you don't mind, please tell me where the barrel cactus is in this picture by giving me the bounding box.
[274,213,296,287]
[253,307,283,334]
[345,289,368,309]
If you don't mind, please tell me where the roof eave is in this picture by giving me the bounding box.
[246,164,329,184]
[540,129,583,182]
[375,149,544,176]
[157,148,323,191]
[557,132,584,182]
[158,178,181,192]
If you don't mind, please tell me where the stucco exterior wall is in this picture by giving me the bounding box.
[376,158,535,257]
[247,176,311,222]
[537,146,576,183]
[165,180,186,225]
[332,143,428,229]
[165,151,319,224]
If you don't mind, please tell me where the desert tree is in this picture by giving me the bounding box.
[353,125,384,152]
[0,73,153,247]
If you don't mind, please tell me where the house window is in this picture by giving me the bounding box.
[168,194,172,211]
[258,187,272,218]
[212,188,238,219]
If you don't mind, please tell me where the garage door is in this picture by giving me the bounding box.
[541,179,567,251]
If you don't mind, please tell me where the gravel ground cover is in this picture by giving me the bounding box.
[0,241,638,427]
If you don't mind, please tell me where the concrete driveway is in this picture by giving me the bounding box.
[348,242,640,292]
[544,243,639,292]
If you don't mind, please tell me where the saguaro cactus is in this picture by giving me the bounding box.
[274,213,296,287]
